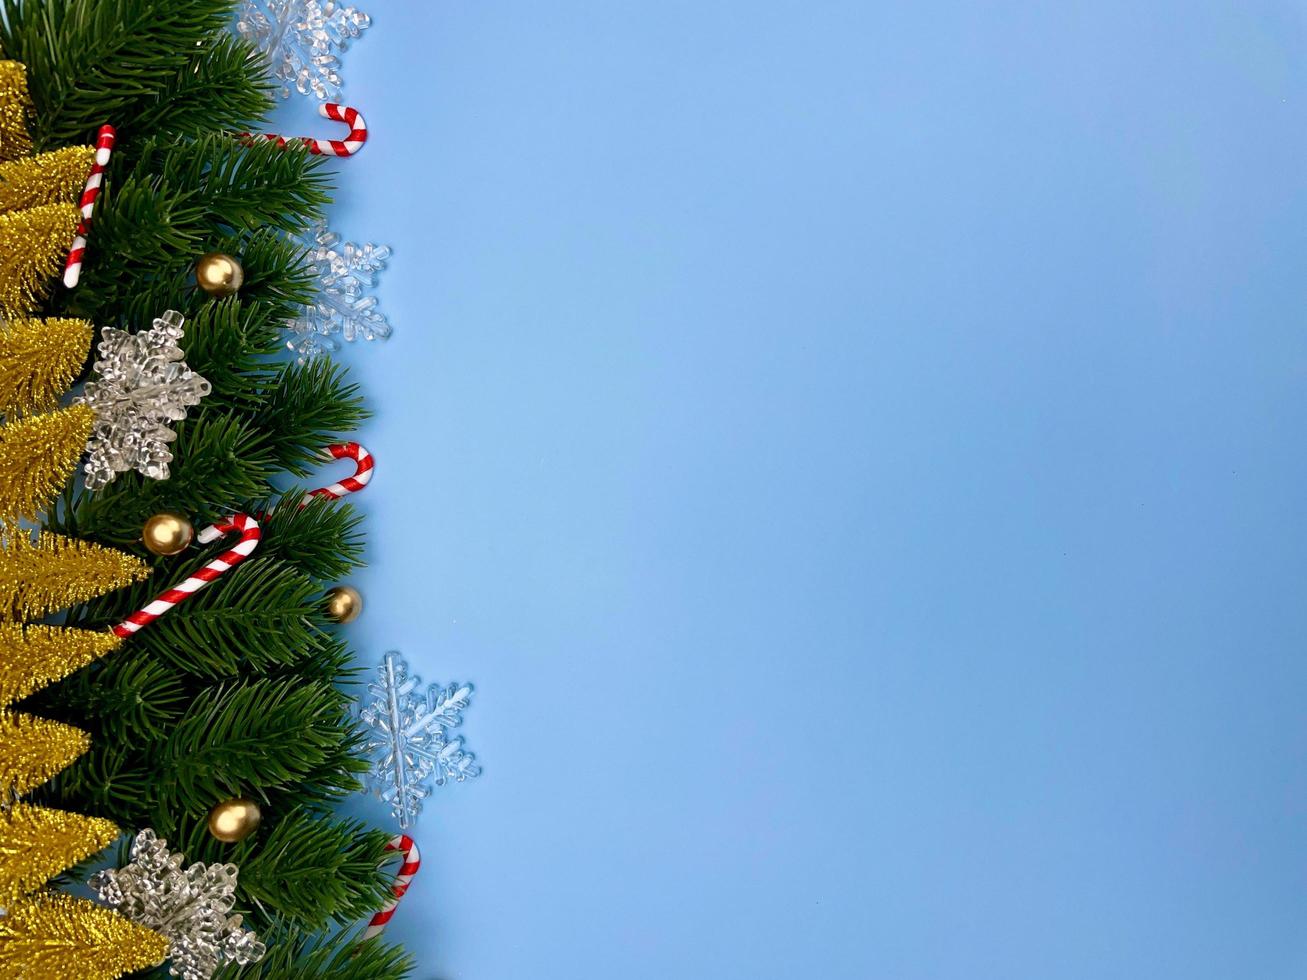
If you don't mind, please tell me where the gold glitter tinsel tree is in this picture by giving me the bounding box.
[0,61,96,317]
[0,61,166,977]
[0,316,94,418]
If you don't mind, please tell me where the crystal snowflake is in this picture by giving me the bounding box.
[72,310,211,490]
[285,219,392,361]
[90,829,266,980]
[360,650,481,828]
[236,0,372,101]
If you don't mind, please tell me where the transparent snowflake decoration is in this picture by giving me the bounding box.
[72,310,211,490]
[360,650,481,828]
[236,0,371,101]
[90,829,266,980]
[285,219,392,361]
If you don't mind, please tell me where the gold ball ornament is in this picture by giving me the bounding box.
[207,798,262,843]
[323,585,363,624]
[195,251,244,297]
[141,512,194,556]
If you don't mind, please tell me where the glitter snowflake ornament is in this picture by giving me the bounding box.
[285,219,392,361]
[360,650,481,828]
[73,310,211,490]
[237,0,371,101]
[90,829,266,980]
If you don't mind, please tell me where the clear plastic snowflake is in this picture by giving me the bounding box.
[236,0,371,101]
[285,219,392,361]
[360,650,481,828]
[72,310,211,490]
[90,829,266,980]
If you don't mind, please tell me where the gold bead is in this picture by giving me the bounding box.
[141,512,194,557]
[323,585,363,624]
[195,252,244,297]
[207,797,262,843]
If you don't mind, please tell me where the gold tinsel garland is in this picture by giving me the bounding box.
[0,316,93,417]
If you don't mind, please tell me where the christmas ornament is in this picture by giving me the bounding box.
[302,441,375,501]
[0,405,94,522]
[238,101,368,156]
[285,220,391,360]
[62,124,115,289]
[0,893,169,980]
[236,0,372,101]
[142,512,194,557]
[0,316,93,417]
[362,833,421,941]
[0,710,89,799]
[112,514,260,638]
[323,584,362,624]
[206,798,262,843]
[91,828,267,980]
[0,531,149,622]
[359,650,480,828]
[194,251,244,297]
[72,310,212,489]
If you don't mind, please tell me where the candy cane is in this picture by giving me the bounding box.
[239,103,368,157]
[361,834,421,941]
[63,124,115,288]
[111,514,260,637]
[302,442,373,504]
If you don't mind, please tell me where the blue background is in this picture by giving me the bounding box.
[270,3,1307,977]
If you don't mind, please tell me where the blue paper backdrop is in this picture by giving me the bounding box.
[267,3,1307,977]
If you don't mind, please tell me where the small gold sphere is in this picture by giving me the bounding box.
[195,251,244,297]
[142,512,194,556]
[207,797,262,843]
[323,585,363,624]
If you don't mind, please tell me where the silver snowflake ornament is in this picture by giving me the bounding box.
[237,0,372,101]
[360,650,481,828]
[285,219,392,361]
[73,310,211,490]
[90,829,266,980]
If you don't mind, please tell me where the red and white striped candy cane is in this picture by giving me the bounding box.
[361,834,421,941]
[302,442,373,504]
[240,103,368,157]
[111,514,261,637]
[63,124,115,288]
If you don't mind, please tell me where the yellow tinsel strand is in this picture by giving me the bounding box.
[0,803,119,904]
[0,531,149,621]
[0,893,169,979]
[0,61,32,163]
[0,712,89,798]
[0,405,94,523]
[0,317,93,417]
[0,146,96,216]
[0,201,80,317]
[0,624,122,708]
